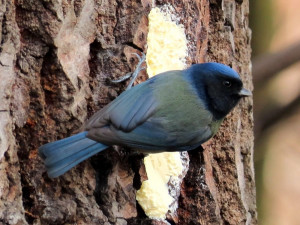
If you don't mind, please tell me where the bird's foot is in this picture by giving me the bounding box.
[111,53,146,90]
[111,72,132,83]
[126,53,146,90]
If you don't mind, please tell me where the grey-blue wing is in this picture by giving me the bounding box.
[85,79,158,132]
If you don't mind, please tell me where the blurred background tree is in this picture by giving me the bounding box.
[250,0,300,224]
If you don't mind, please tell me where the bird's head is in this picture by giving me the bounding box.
[187,62,252,120]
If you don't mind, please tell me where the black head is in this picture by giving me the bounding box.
[187,63,251,120]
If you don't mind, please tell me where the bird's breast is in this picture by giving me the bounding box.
[151,75,213,137]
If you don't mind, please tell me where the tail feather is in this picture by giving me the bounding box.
[39,132,108,178]
[44,138,98,165]
[39,132,88,159]
[46,142,105,178]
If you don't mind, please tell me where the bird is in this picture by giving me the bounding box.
[39,62,252,178]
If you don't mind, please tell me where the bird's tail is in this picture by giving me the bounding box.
[39,131,108,178]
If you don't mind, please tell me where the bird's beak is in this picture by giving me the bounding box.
[239,88,252,97]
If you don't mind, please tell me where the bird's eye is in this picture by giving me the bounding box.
[223,80,231,87]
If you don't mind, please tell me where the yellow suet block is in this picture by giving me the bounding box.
[146,7,188,77]
[136,6,188,219]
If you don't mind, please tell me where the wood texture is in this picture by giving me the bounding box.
[0,0,256,224]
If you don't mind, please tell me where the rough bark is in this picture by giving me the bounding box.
[0,0,256,225]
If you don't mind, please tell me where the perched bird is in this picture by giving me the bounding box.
[39,62,251,178]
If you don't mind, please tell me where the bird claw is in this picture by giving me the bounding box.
[111,52,146,89]
[126,53,146,90]
[132,52,142,61]
[111,72,132,83]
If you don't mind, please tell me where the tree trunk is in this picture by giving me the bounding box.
[0,0,256,224]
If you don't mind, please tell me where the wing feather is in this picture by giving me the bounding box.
[85,78,158,132]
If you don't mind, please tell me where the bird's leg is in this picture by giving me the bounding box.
[111,53,146,90]
[111,72,133,83]
[126,53,146,90]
